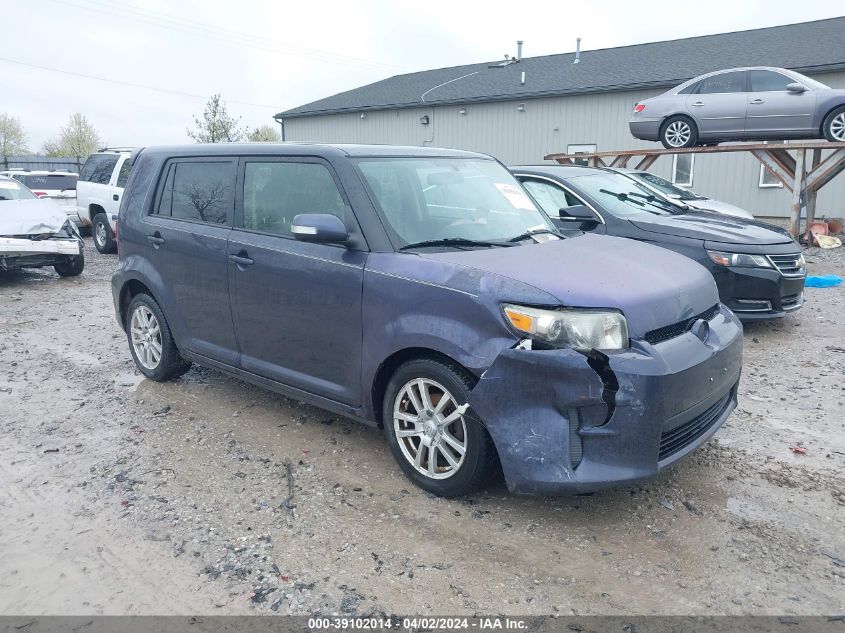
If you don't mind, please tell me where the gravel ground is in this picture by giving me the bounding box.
[0,238,843,616]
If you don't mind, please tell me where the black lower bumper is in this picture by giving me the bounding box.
[713,265,805,320]
[469,305,743,494]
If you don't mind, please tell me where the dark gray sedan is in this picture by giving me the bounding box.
[630,66,845,148]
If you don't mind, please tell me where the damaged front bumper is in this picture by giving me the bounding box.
[0,236,82,270]
[470,305,742,494]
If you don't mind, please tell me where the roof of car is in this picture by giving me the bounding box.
[510,164,607,179]
[138,143,491,159]
[277,17,845,118]
[0,170,78,176]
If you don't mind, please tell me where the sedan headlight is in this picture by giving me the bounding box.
[706,250,771,268]
[502,304,629,351]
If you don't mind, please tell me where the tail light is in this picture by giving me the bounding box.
[633,104,646,113]
[112,216,119,253]
[33,191,48,197]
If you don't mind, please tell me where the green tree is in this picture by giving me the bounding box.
[43,113,101,159]
[188,94,244,143]
[248,124,282,142]
[0,114,29,162]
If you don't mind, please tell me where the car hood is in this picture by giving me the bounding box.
[0,199,69,236]
[629,212,792,245]
[421,234,718,337]
[686,198,754,219]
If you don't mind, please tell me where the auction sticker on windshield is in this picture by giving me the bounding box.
[493,183,536,210]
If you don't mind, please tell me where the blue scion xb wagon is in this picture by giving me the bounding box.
[112,144,743,497]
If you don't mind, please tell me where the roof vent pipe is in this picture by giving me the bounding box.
[574,37,581,63]
[516,40,523,60]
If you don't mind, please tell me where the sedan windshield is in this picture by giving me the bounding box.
[567,173,678,218]
[357,158,555,249]
[630,172,702,201]
[0,179,37,201]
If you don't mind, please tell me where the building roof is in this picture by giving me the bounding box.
[277,17,845,119]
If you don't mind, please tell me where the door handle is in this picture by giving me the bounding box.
[691,101,704,107]
[749,99,765,104]
[228,254,254,267]
[113,194,120,201]
[147,233,165,248]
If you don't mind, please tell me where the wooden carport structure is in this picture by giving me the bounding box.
[544,142,845,239]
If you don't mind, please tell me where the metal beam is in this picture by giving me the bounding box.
[805,148,845,192]
[750,149,795,191]
[789,148,806,238]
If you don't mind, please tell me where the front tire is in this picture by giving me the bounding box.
[822,105,845,142]
[54,252,84,277]
[382,358,497,497]
[660,115,698,149]
[126,293,190,381]
[92,213,116,254]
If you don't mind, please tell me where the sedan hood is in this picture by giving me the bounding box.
[630,212,792,245]
[687,198,753,219]
[422,234,718,337]
[0,199,68,235]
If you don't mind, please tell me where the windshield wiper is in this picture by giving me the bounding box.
[598,188,663,215]
[508,228,562,242]
[399,237,516,251]
[627,192,686,214]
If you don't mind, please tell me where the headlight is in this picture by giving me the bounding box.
[502,304,629,351]
[706,250,771,268]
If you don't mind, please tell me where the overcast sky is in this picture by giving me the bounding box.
[5,0,843,151]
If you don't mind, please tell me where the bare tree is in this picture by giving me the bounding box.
[0,114,29,163]
[43,113,101,160]
[188,94,244,143]
[248,124,282,143]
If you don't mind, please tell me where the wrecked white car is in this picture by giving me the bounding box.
[0,176,85,277]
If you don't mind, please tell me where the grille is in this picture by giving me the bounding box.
[643,304,720,345]
[659,391,732,461]
[768,253,804,277]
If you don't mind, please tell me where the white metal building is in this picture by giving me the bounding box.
[276,18,845,220]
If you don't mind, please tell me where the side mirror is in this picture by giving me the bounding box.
[559,204,595,221]
[785,82,806,93]
[291,213,349,244]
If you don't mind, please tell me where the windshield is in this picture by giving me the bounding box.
[17,174,78,191]
[0,179,37,201]
[790,71,829,90]
[630,172,701,201]
[357,158,555,248]
[567,173,677,218]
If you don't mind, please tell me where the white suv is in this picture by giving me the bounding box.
[0,169,80,225]
[77,148,133,253]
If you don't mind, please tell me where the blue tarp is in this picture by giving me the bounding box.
[805,275,843,288]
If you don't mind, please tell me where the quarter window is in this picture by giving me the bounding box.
[750,70,795,92]
[153,161,233,225]
[79,154,118,184]
[241,161,346,237]
[697,71,746,94]
[116,160,132,188]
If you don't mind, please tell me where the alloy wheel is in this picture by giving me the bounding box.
[130,305,162,370]
[830,113,845,142]
[393,378,468,480]
[665,120,692,147]
[95,222,107,247]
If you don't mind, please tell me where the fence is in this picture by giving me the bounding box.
[1,155,86,173]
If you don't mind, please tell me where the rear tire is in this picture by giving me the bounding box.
[382,358,497,497]
[126,293,190,381]
[660,115,699,149]
[54,252,84,277]
[822,105,845,142]
[92,213,116,254]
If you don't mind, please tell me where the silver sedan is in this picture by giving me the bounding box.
[630,67,845,148]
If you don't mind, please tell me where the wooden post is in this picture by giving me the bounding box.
[788,148,806,238]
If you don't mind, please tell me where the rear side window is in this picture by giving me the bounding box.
[677,81,700,95]
[697,71,747,94]
[19,174,78,190]
[750,70,794,92]
[79,154,118,184]
[116,160,132,188]
[153,160,234,225]
[241,161,346,237]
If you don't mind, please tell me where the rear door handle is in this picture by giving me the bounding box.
[750,99,765,104]
[113,194,120,201]
[691,101,704,107]
[147,233,165,247]
[228,254,254,267]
